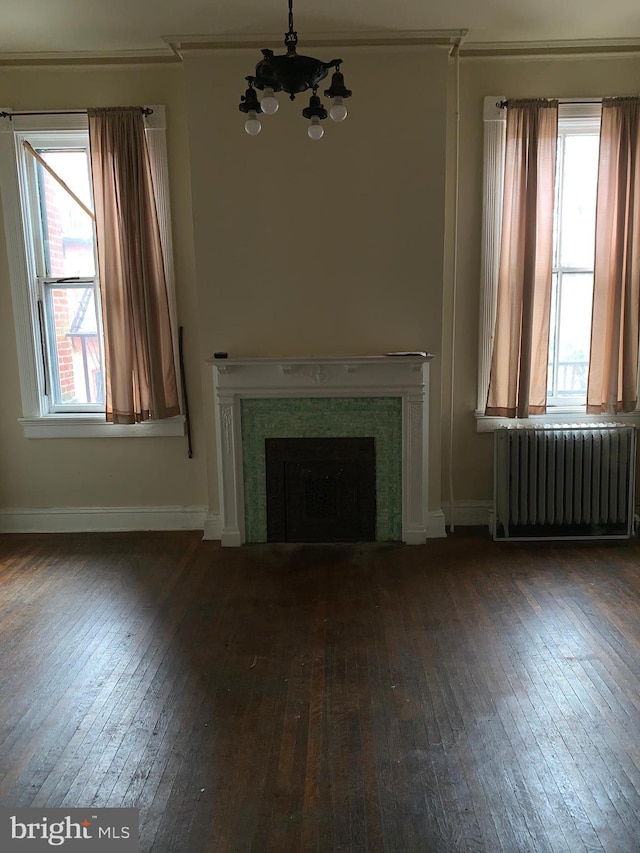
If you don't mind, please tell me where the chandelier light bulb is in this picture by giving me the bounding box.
[260,87,279,115]
[244,111,262,136]
[307,116,324,140]
[329,97,348,122]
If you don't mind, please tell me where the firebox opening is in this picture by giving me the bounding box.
[265,437,376,543]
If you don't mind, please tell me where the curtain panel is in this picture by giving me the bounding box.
[587,97,640,414]
[88,106,180,424]
[485,99,558,418]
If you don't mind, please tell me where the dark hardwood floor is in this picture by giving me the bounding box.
[1,530,640,852]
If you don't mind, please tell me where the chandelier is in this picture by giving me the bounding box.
[238,0,352,140]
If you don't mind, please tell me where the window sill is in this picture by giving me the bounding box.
[475,409,640,433]
[19,415,186,439]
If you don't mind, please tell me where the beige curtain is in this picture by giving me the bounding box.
[88,107,180,424]
[587,98,640,414]
[485,100,558,417]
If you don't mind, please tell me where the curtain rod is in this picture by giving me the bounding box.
[496,98,603,109]
[0,107,153,120]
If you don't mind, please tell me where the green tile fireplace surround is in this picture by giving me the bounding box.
[209,355,434,546]
[241,397,402,542]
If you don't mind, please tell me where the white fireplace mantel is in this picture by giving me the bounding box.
[208,355,437,546]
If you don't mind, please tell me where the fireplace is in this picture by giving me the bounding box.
[208,355,437,546]
[265,437,376,542]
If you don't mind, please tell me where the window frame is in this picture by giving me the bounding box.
[475,96,640,433]
[0,106,184,438]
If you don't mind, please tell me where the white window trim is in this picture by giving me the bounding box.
[475,95,640,433]
[18,414,184,439]
[0,106,184,439]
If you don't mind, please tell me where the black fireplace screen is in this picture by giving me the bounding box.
[265,437,376,542]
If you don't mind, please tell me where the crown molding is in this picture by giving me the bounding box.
[461,37,640,59]
[0,48,179,67]
[0,30,466,67]
[163,29,468,58]
[2,32,636,66]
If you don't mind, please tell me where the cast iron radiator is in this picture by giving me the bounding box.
[493,425,637,540]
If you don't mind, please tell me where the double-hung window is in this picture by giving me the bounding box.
[0,107,183,437]
[476,98,637,429]
[22,132,104,412]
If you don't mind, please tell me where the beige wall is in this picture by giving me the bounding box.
[0,64,207,510]
[0,48,451,521]
[447,52,640,509]
[183,47,451,514]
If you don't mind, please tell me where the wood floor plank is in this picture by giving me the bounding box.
[3,532,640,851]
[464,595,583,852]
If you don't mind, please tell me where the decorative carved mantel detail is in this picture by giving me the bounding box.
[282,363,332,384]
[220,404,234,455]
[209,355,434,547]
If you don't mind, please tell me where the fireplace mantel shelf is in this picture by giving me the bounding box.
[208,355,434,392]
[209,354,438,546]
[207,354,434,364]
[208,354,433,377]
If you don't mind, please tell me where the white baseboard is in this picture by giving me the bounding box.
[427,509,447,538]
[0,505,492,537]
[0,505,209,534]
[444,501,493,528]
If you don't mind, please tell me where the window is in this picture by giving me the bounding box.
[22,133,104,412]
[476,97,638,430]
[547,115,600,406]
[0,107,183,437]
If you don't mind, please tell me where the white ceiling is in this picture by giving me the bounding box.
[2,0,640,58]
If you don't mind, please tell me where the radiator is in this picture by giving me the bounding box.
[493,425,637,540]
